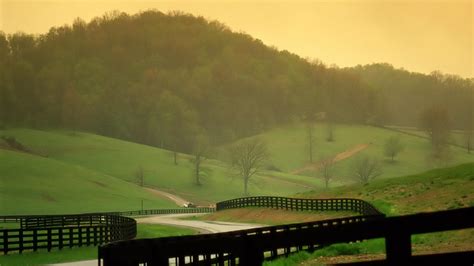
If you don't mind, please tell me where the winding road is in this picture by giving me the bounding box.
[136,213,265,233]
[52,212,263,266]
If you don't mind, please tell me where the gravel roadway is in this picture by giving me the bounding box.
[51,213,265,266]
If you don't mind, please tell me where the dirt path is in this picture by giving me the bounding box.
[136,213,265,234]
[291,144,369,175]
[264,175,316,190]
[144,187,189,207]
[52,213,263,266]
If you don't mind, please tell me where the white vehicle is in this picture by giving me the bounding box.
[183,202,197,208]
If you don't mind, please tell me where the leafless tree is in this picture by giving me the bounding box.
[465,130,473,154]
[191,133,211,186]
[326,121,335,142]
[229,138,269,195]
[384,136,404,162]
[306,122,316,163]
[136,166,144,187]
[352,156,382,185]
[320,157,334,188]
[420,105,451,159]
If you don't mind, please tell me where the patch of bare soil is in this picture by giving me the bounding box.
[90,180,107,187]
[41,193,57,202]
[263,175,316,189]
[301,254,385,266]
[144,187,189,207]
[292,144,369,175]
[200,208,355,225]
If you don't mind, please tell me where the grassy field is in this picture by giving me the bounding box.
[0,223,195,265]
[264,163,474,265]
[299,162,474,215]
[229,123,473,183]
[385,125,470,149]
[0,148,176,215]
[0,128,327,209]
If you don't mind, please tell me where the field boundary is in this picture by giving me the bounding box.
[99,206,474,265]
[216,196,382,216]
[0,214,135,255]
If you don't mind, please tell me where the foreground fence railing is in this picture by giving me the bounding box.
[117,208,215,216]
[216,196,383,216]
[99,206,474,265]
[0,207,214,255]
[0,214,136,254]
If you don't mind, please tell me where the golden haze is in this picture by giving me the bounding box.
[0,0,472,78]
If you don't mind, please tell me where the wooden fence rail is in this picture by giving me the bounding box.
[0,208,216,226]
[99,206,474,265]
[216,196,383,216]
[0,207,214,255]
[0,214,135,255]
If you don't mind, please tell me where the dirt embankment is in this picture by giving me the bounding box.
[143,187,189,207]
[291,144,369,175]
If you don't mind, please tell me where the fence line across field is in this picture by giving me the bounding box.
[0,197,381,256]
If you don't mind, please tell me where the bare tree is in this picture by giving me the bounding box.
[465,130,473,154]
[229,138,269,195]
[352,156,382,185]
[306,122,316,163]
[136,166,144,187]
[384,136,404,162]
[464,112,473,154]
[420,105,451,159]
[191,133,211,186]
[319,157,334,188]
[326,121,335,142]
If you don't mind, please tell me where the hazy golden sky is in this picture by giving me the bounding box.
[1,0,472,78]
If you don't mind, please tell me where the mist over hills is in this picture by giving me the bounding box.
[0,10,472,153]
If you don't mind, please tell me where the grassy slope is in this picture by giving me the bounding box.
[298,162,474,215]
[265,163,474,265]
[0,128,325,206]
[0,224,195,265]
[386,125,469,148]
[234,123,473,182]
[0,149,176,215]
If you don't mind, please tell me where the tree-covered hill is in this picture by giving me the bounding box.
[344,63,473,129]
[0,10,472,153]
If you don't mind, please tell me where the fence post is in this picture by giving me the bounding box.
[87,227,91,246]
[79,227,83,247]
[385,232,411,264]
[59,228,63,250]
[19,229,23,253]
[47,228,52,252]
[33,229,38,251]
[69,228,74,248]
[3,230,8,254]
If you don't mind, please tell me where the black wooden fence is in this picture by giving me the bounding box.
[99,206,474,265]
[0,207,214,255]
[117,208,215,216]
[0,214,136,254]
[216,196,382,216]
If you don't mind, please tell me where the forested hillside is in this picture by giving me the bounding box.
[0,10,472,153]
[345,64,473,129]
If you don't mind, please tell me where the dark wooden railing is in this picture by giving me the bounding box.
[99,206,474,265]
[117,208,215,216]
[216,196,383,216]
[0,214,136,254]
[0,207,214,255]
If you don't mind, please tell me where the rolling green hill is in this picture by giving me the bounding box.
[230,123,473,183]
[299,162,474,215]
[0,128,327,208]
[0,149,176,215]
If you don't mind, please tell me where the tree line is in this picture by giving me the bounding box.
[0,10,472,156]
